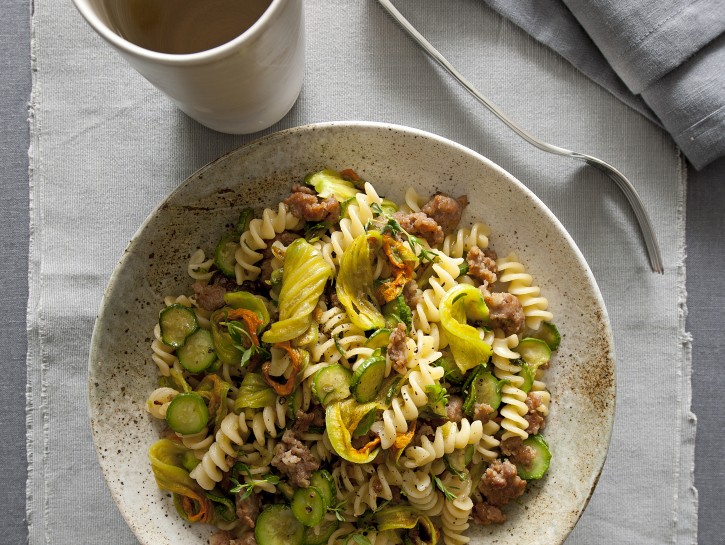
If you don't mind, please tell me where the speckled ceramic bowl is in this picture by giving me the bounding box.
[89,121,615,545]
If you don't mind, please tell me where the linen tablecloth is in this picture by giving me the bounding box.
[27,1,696,543]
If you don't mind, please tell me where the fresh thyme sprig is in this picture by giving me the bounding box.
[229,463,280,500]
[432,474,457,501]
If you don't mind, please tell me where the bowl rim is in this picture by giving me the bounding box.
[88,120,616,544]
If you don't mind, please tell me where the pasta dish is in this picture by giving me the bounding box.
[144,169,559,545]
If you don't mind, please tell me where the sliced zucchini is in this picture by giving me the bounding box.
[237,207,254,235]
[159,304,199,348]
[165,392,208,435]
[291,486,327,527]
[379,197,399,214]
[519,361,536,394]
[312,365,352,405]
[365,328,391,350]
[529,322,561,351]
[514,434,552,480]
[308,470,336,505]
[287,387,304,420]
[256,504,304,545]
[214,231,239,278]
[383,295,412,330]
[350,355,386,403]
[176,329,217,373]
[433,354,465,385]
[518,338,552,367]
[304,517,340,545]
[463,369,502,417]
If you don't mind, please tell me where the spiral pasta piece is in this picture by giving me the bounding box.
[145,387,178,419]
[441,223,490,258]
[490,333,529,441]
[401,419,485,468]
[187,248,215,281]
[312,305,372,367]
[414,251,464,332]
[327,183,382,264]
[372,361,445,449]
[440,474,473,545]
[190,412,251,490]
[234,203,303,283]
[401,187,425,213]
[496,253,553,330]
[401,468,444,516]
[150,325,176,377]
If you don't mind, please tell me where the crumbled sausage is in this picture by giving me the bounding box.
[472,501,507,525]
[481,289,526,336]
[392,211,444,246]
[472,402,494,424]
[291,183,315,195]
[523,392,546,435]
[192,281,228,311]
[390,485,402,503]
[271,430,320,488]
[284,186,340,223]
[402,279,422,307]
[258,231,301,284]
[292,406,326,434]
[478,459,526,506]
[387,323,409,374]
[500,436,537,468]
[466,246,498,286]
[445,395,465,423]
[235,493,261,529]
[421,194,468,233]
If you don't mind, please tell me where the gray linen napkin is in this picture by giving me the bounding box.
[483,0,725,169]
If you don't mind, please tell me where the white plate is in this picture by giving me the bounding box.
[89,121,615,545]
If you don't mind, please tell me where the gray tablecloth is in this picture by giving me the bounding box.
[7,2,725,543]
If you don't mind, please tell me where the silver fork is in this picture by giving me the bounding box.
[376,0,664,274]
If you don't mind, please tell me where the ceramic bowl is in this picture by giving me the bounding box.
[89,121,615,545]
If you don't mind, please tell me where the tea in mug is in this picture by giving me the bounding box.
[109,0,273,54]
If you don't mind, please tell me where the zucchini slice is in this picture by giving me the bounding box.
[463,369,503,417]
[518,338,552,367]
[515,435,552,480]
[519,361,536,394]
[350,355,386,403]
[365,328,391,350]
[159,304,199,348]
[176,329,217,373]
[214,231,239,278]
[304,518,340,545]
[529,322,561,350]
[291,486,327,527]
[433,354,465,385]
[165,393,208,435]
[308,470,336,505]
[256,504,304,545]
[312,365,352,406]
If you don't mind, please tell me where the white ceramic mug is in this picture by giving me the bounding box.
[72,0,305,134]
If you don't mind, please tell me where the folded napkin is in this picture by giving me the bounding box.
[482,0,725,169]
